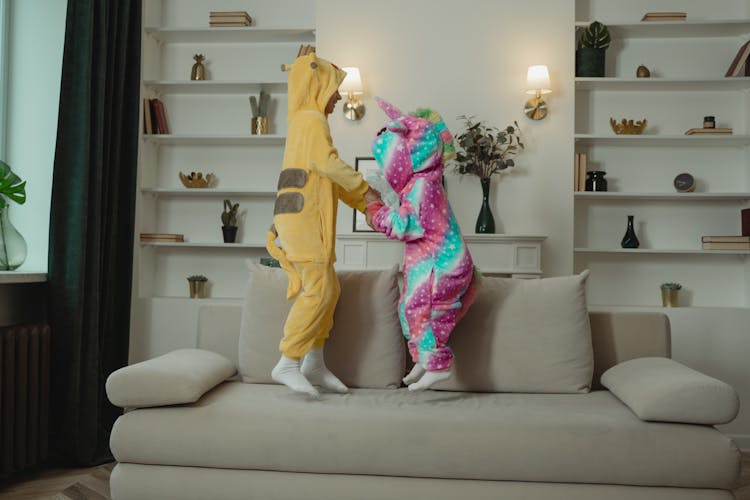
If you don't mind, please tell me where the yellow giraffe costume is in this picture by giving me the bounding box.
[266,53,370,361]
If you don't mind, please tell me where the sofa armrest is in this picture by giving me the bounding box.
[106,349,236,409]
[601,357,739,425]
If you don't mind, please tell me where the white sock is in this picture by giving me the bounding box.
[301,348,348,394]
[272,356,320,398]
[403,364,426,385]
[408,367,453,391]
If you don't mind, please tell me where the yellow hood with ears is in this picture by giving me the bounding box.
[287,53,346,122]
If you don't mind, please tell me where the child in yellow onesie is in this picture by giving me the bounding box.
[266,53,380,397]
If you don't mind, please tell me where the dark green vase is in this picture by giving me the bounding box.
[576,47,606,77]
[475,178,495,234]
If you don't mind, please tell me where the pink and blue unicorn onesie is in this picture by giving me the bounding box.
[367,98,479,391]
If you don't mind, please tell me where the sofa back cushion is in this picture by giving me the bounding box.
[238,262,405,389]
[433,270,594,393]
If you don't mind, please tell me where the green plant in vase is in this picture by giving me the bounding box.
[0,160,28,270]
[452,117,524,233]
[221,199,239,243]
[576,20,611,77]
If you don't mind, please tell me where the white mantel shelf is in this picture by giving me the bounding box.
[335,233,546,278]
[0,271,48,284]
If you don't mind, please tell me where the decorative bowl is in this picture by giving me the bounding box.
[179,171,215,188]
[609,117,648,135]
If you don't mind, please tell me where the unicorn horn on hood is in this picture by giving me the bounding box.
[374,97,404,120]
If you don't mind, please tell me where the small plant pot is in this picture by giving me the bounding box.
[661,289,679,307]
[576,47,606,77]
[222,225,238,243]
[188,279,207,299]
[251,116,269,135]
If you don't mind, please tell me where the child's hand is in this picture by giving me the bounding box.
[364,187,382,204]
[365,201,384,231]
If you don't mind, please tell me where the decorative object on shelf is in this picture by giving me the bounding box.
[524,65,552,120]
[742,208,750,237]
[641,12,686,21]
[179,171,215,188]
[610,117,647,135]
[574,152,587,191]
[249,91,270,135]
[260,257,281,268]
[703,116,715,129]
[701,235,750,250]
[453,116,524,234]
[673,172,695,193]
[724,39,750,77]
[576,20,610,77]
[209,11,252,27]
[144,98,170,135]
[620,214,640,249]
[0,160,28,271]
[585,170,608,192]
[660,282,682,307]
[340,67,365,121]
[636,64,651,78]
[190,54,206,81]
[221,199,239,243]
[187,275,208,299]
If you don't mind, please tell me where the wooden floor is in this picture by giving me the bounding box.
[0,454,748,499]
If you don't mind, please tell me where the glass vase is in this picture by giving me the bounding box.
[475,177,495,234]
[621,214,640,249]
[0,205,28,270]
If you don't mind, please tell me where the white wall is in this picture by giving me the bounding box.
[319,0,575,278]
[5,0,66,272]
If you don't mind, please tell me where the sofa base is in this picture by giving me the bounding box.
[110,463,734,500]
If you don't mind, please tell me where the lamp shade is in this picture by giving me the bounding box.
[339,67,363,95]
[525,65,551,95]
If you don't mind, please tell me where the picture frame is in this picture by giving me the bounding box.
[353,157,379,232]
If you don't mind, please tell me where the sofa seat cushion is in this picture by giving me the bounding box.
[110,383,739,490]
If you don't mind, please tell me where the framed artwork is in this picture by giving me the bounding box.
[353,157,379,232]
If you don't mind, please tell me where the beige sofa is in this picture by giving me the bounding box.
[106,266,741,500]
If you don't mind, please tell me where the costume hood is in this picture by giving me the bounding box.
[372,97,456,193]
[287,53,346,122]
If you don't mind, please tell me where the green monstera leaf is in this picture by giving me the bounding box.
[0,160,27,209]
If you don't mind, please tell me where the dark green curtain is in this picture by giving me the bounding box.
[48,0,141,466]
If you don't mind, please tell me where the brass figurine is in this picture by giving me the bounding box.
[191,54,206,81]
[610,117,648,135]
[179,171,215,188]
[636,64,651,78]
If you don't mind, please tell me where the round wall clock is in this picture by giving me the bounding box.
[673,173,695,192]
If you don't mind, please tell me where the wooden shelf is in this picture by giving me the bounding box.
[575,20,750,38]
[575,77,750,91]
[143,80,287,94]
[575,247,750,255]
[142,134,286,145]
[140,241,267,249]
[144,26,315,43]
[574,192,750,201]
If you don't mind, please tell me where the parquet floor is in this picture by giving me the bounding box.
[0,453,748,499]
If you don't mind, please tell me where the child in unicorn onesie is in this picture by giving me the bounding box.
[367,98,479,391]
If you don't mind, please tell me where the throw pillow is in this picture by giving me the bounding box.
[434,270,594,393]
[238,261,405,389]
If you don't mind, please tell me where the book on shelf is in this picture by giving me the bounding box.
[210,22,252,27]
[684,128,733,135]
[725,39,750,77]
[143,98,153,135]
[149,98,170,135]
[743,208,750,236]
[702,241,750,250]
[574,153,580,191]
[577,152,587,192]
[140,233,185,242]
[641,12,687,21]
[209,10,252,26]
[701,235,750,243]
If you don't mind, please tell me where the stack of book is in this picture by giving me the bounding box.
[143,98,170,135]
[701,236,750,250]
[209,11,252,27]
[140,233,185,243]
[573,152,587,191]
[641,12,687,21]
[685,127,733,135]
[725,39,750,77]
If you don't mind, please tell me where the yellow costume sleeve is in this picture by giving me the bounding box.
[337,184,368,213]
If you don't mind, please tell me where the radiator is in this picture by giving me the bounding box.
[0,323,50,474]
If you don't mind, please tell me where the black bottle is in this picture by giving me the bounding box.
[621,215,640,248]
[585,170,608,192]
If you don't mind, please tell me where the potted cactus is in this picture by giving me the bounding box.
[660,282,682,307]
[221,199,239,243]
[249,90,270,135]
[576,20,611,77]
[187,274,208,298]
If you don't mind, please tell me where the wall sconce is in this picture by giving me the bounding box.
[340,67,365,121]
[524,65,551,120]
